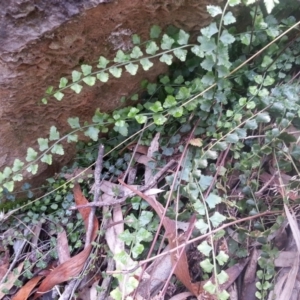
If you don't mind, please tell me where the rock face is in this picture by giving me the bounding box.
[0,0,215,190]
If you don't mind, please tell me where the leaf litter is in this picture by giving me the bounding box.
[1,121,300,299]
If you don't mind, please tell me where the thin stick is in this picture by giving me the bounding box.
[85,144,104,248]
[70,159,176,209]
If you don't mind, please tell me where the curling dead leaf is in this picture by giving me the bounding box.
[119,180,250,299]
[145,133,160,184]
[276,205,300,300]
[33,184,98,299]
[57,228,70,264]
[100,180,139,197]
[0,247,9,282]
[0,262,24,299]
[105,204,125,260]
[169,292,193,300]
[118,180,201,296]
[274,251,298,267]
[63,167,93,181]
[74,183,99,241]
[12,276,43,300]
[127,143,149,155]
[241,249,259,299]
[137,246,173,298]
[134,154,154,165]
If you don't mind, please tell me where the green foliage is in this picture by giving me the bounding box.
[1,0,299,297]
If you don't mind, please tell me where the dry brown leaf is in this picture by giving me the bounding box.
[169,291,193,300]
[274,251,298,267]
[147,132,160,157]
[137,245,172,298]
[0,262,24,299]
[276,205,300,300]
[145,132,160,184]
[241,249,259,300]
[100,180,139,197]
[105,204,125,258]
[0,247,9,282]
[218,258,249,291]
[57,228,71,264]
[74,184,99,242]
[269,273,288,300]
[134,154,154,165]
[34,246,92,299]
[63,168,93,181]
[228,283,238,300]
[127,143,149,155]
[118,180,201,296]
[33,184,99,299]
[11,276,43,300]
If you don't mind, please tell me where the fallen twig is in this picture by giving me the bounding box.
[85,144,104,247]
[69,159,176,210]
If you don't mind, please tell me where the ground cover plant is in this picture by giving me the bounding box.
[1,0,300,299]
